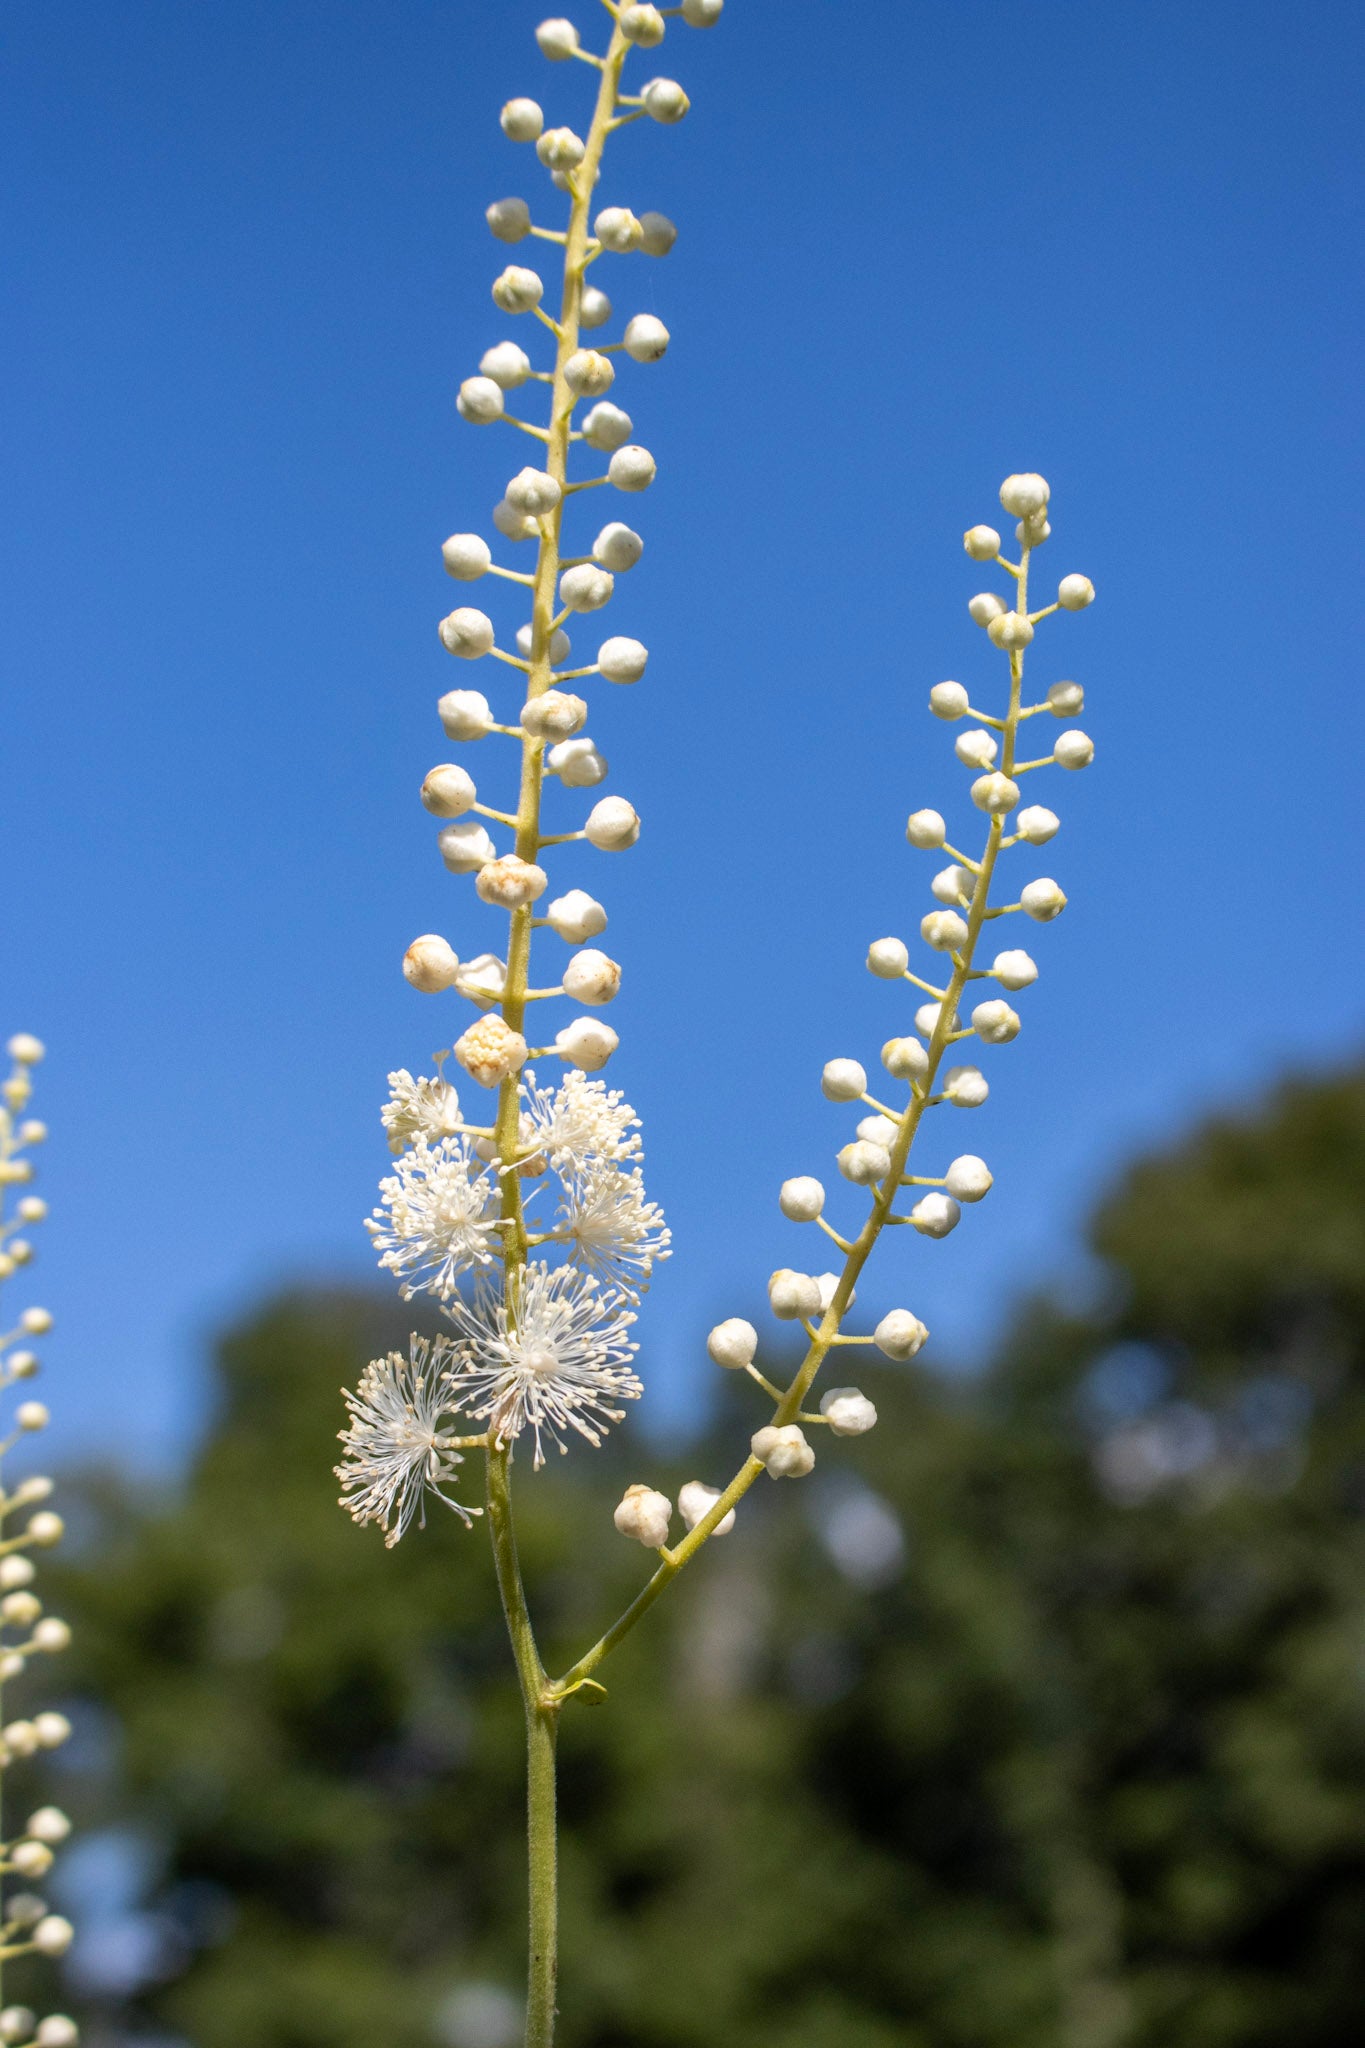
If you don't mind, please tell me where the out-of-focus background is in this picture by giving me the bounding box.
[5,0,1365,2041]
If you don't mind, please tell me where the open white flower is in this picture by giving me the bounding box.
[557,1159,670,1296]
[520,1067,642,1171]
[381,1069,462,1156]
[335,1337,478,1545]
[368,1136,499,1298]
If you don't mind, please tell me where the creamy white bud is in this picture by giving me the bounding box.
[34,1711,70,1748]
[500,97,544,141]
[593,205,643,253]
[678,1480,734,1535]
[481,340,533,388]
[623,313,669,362]
[455,953,508,1008]
[639,209,677,255]
[2,1718,39,1755]
[439,688,494,741]
[421,764,477,817]
[821,1058,866,1102]
[492,264,544,313]
[921,910,969,953]
[1054,729,1094,770]
[838,1139,891,1186]
[813,1272,849,1315]
[929,681,970,720]
[608,444,656,492]
[6,1037,44,1066]
[584,796,640,850]
[968,592,1007,627]
[3,1348,36,1377]
[915,1002,947,1039]
[642,76,690,121]
[707,1317,757,1369]
[32,1617,70,1655]
[931,863,975,906]
[999,472,1050,518]
[905,807,947,848]
[1058,573,1095,610]
[547,737,608,787]
[553,1017,619,1070]
[972,998,1021,1044]
[25,1808,71,1844]
[821,1388,878,1437]
[456,374,506,422]
[31,1916,74,1957]
[620,3,666,42]
[613,1483,672,1547]
[963,524,1001,561]
[506,467,562,515]
[24,1512,63,1545]
[882,1036,928,1081]
[768,1269,822,1321]
[1021,877,1067,921]
[991,948,1038,990]
[535,16,580,57]
[580,285,612,327]
[1047,680,1084,717]
[751,1423,815,1478]
[516,623,572,664]
[35,2020,78,2048]
[16,1402,49,1434]
[856,1115,898,1149]
[493,496,538,541]
[593,522,643,572]
[779,1176,825,1222]
[987,610,1034,651]
[682,0,723,20]
[559,563,613,612]
[0,1593,39,1625]
[536,126,585,171]
[597,634,649,683]
[19,1310,52,1336]
[476,855,549,910]
[455,1015,528,1089]
[521,690,588,741]
[944,1065,988,1108]
[972,772,1021,815]
[0,2011,36,2044]
[954,727,997,769]
[15,1200,46,1224]
[1015,804,1060,845]
[911,1191,960,1238]
[582,401,634,450]
[544,889,607,942]
[1018,515,1051,545]
[438,607,495,658]
[874,1309,928,1360]
[867,937,909,978]
[438,821,496,873]
[945,1154,993,1203]
[562,948,620,1005]
[563,348,615,397]
[485,197,531,243]
[441,533,491,582]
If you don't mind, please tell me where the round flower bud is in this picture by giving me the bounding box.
[593,522,643,572]
[485,197,531,244]
[562,948,621,1005]
[439,607,495,659]
[815,1271,852,1314]
[1021,877,1067,921]
[421,764,477,817]
[639,209,678,255]
[559,563,614,612]
[866,937,909,979]
[682,0,724,20]
[15,1401,48,1434]
[972,772,1021,815]
[584,797,640,850]
[972,998,1021,1044]
[905,808,946,848]
[821,1388,878,1437]
[16,1200,46,1224]
[968,592,1006,628]
[480,340,533,388]
[491,265,544,313]
[582,401,633,450]
[1047,680,1084,717]
[707,1318,757,1370]
[33,1711,70,1748]
[751,1423,815,1479]
[535,17,580,58]
[945,1154,993,1203]
[1018,515,1051,546]
[922,910,969,953]
[522,690,588,741]
[441,533,491,581]
[929,681,969,721]
[1058,573,1095,610]
[999,472,1050,518]
[931,863,974,906]
[613,1483,672,1548]
[26,1808,72,1844]
[19,1309,52,1336]
[874,1310,929,1361]
[476,855,549,910]
[506,467,562,515]
[882,1036,928,1081]
[838,1139,891,1186]
[954,727,997,769]
[597,635,649,683]
[911,1192,961,1238]
[547,737,609,787]
[620,3,666,42]
[991,948,1038,991]
[537,125,586,171]
[439,688,494,741]
[500,97,544,141]
[593,206,644,253]
[15,1477,53,1506]
[24,1513,63,1546]
[963,524,1001,561]
[35,2021,79,2048]
[438,821,496,873]
[915,1001,947,1040]
[0,1351,34,1380]
[1,1592,39,1625]
[493,497,538,541]
[11,1838,52,1878]
[0,2013,36,2044]
[6,1037,44,1066]
[987,610,1034,651]
[554,1017,619,1070]
[768,1269,822,1321]
[779,1176,825,1222]
[457,953,506,1008]
[580,285,612,328]
[544,889,607,942]
[1054,729,1094,770]
[858,1115,898,1149]
[1015,804,1060,845]
[455,1015,528,1089]
[642,76,689,121]
[31,1917,74,1958]
[821,1058,866,1102]
[2,1719,39,1755]
[0,1161,34,1187]
[678,1480,735,1535]
[608,444,656,492]
[563,348,615,397]
[623,313,669,362]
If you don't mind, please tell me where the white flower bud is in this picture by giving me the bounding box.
[1047,680,1084,717]
[597,634,649,683]
[23,1512,63,1545]
[442,532,492,580]
[456,953,508,1008]
[455,1015,528,1089]
[16,1402,49,1434]
[562,947,620,1005]
[1015,804,1060,845]
[613,1483,672,1547]
[779,1176,825,1222]
[438,821,496,873]
[1021,877,1067,921]
[485,197,531,243]
[584,797,640,849]
[642,76,689,121]
[751,1424,815,1478]
[814,1271,852,1314]
[821,1388,878,1437]
[15,1478,53,1506]
[623,313,669,362]
[421,764,477,817]
[19,1310,52,1336]
[481,340,533,388]
[500,97,544,141]
[867,937,909,978]
[911,1192,960,1238]
[945,1154,993,1203]
[0,1162,33,1186]
[438,607,495,659]
[639,210,677,255]
[6,1037,44,1066]
[582,401,634,450]
[838,1139,891,1186]
[492,265,544,313]
[874,1309,928,1360]
[1018,515,1051,546]
[25,1808,71,1844]
[554,1017,619,1070]
[963,524,1001,561]
[10,1840,53,1882]
[1058,573,1095,610]
[620,3,666,42]
[707,1318,757,1369]
[954,727,997,769]
[547,737,608,787]
[678,1480,734,1535]
[682,0,724,21]
[535,16,579,57]
[580,285,612,327]
[16,1200,45,1223]
[999,472,1050,518]
[593,205,643,253]
[608,444,656,492]
[563,348,615,397]
[905,808,946,848]
[516,623,572,664]
[31,1916,74,1957]
[0,1592,39,1625]
[857,1115,898,1148]
[593,523,643,572]
[1054,729,1094,770]
[544,889,607,942]
[476,855,549,910]
[882,1036,928,1081]
[2,1718,39,1755]
[929,681,970,720]
[972,998,1021,1044]
[768,1269,822,1321]
[931,863,974,906]
[559,563,613,612]
[0,2012,36,2044]
[522,691,588,741]
[439,688,494,741]
[921,910,969,953]
[991,948,1038,990]
[987,610,1034,651]
[493,497,538,541]
[35,2021,78,2048]
[536,127,586,172]
[914,1002,947,1040]
[968,592,1006,628]
[821,1058,866,1102]
[33,1710,71,1747]
[972,772,1021,815]
[506,467,562,515]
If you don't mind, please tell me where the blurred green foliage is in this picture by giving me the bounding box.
[46,1063,1365,2047]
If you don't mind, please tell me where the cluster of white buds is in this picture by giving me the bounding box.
[0,1040,77,2043]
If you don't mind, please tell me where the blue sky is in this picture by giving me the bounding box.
[5,0,1363,1470]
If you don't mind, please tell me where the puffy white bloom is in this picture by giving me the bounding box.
[910,1192,960,1238]
[537,128,586,173]
[486,197,531,243]
[906,808,947,850]
[639,209,677,255]
[500,97,544,141]
[614,1483,672,1547]
[620,3,666,43]
[535,17,580,58]
[476,855,549,909]
[443,1261,641,1467]
[972,999,1021,1044]
[971,772,1021,815]
[963,524,1001,561]
[942,1065,989,1107]
[882,1036,928,1081]
[1047,680,1084,716]
[707,1318,757,1369]
[548,738,609,786]
[558,1158,668,1294]
[821,1388,878,1436]
[585,796,640,849]
[580,284,612,327]
[999,472,1050,518]
[931,863,975,906]
[642,76,690,122]
[922,909,969,953]
[593,205,644,252]
[867,937,909,978]
[439,607,496,658]
[678,1479,735,1535]
[1058,573,1095,610]
[582,401,634,450]
[523,691,588,741]
[768,1268,822,1321]
[992,948,1038,990]
[521,1066,641,1167]
[544,888,608,942]
[929,681,969,721]
[593,522,643,571]
[987,610,1034,651]
[779,1175,825,1221]
[1054,729,1095,770]
[751,1424,814,1479]
[563,348,615,397]
[598,635,649,682]
[421,764,477,817]
[874,1310,928,1360]
[562,948,621,1005]
[1015,804,1060,845]
[946,1155,993,1202]
[336,1337,476,1545]
[455,952,507,1009]
[438,820,496,873]
[623,313,669,362]
[493,496,538,541]
[821,1058,866,1102]
[857,1114,899,1147]
[382,1069,462,1154]
[516,622,572,663]
[838,1139,890,1186]
[481,340,533,388]
[369,1137,498,1296]
[492,265,544,313]
[403,934,461,993]
[608,444,656,492]
[506,466,562,515]
[968,591,1006,628]
[560,563,614,611]
[455,1014,529,1088]
[554,1017,619,1070]
[1021,877,1067,921]
[682,0,724,21]
[954,727,997,769]
[457,374,505,424]
[442,532,492,580]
